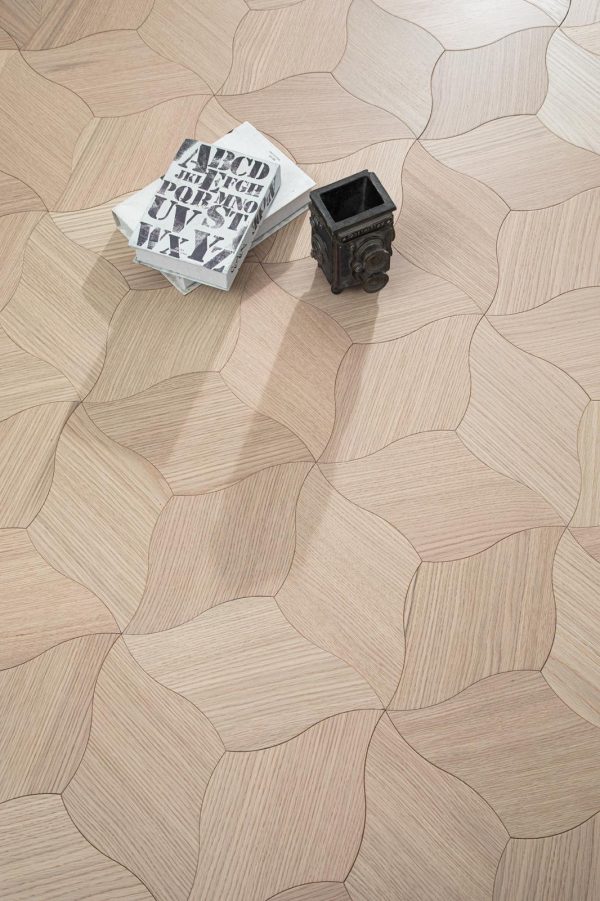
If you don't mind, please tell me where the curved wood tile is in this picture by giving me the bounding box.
[458,319,587,520]
[391,671,600,836]
[258,140,412,264]
[278,467,419,702]
[190,710,379,901]
[29,406,171,629]
[571,526,600,562]
[334,0,442,134]
[565,21,600,53]
[266,254,479,343]
[220,74,412,164]
[87,372,311,494]
[393,528,561,709]
[0,325,77,421]
[0,633,116,803]
[425,30,553,139]
[527,0,570,20]
[127,596,380,750]
[128,462,311,634]
[140,0,247,92]
[371,0,554,47]
[573,404,600,525]
[0,211,44,311]
[1,216,127,397]
[395,143,508,311]
[87,281,242,402]
[321,431,562,561]
[425,116,600,209]
[539,30,600,153]
[494,816,600,901]
[272,886,350,901]
[224,0,350,94]
[24,30,210,117]
[0,51,90,207]
[492,189,600,314]
[0,25,15,48]
[222,265,350,457]
[0,794,152,900]
[51,199,167,290]
[22,0,153,50]
[491,288,600,398]
[0,170,44,216]
[0,401,76,528]
[57,95,209,211]
[64,640,223,901]
[564,0,600,25]
[323,314,478,462]
[346,715,508,901]
[543,530,600,727]
[0,528,117,670]
[195,95,245,143]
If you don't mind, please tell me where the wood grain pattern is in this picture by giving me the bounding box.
[391,671,600,836]
[491,288,600,398]
[1,216,127,397]
[494,816,600,901]
[266,253,479,343]
[24,30,210,116]
[543,530,600,727]
[278,467,419,703]
[491,189,600,314]
[395,142,508,310]
[63,640,223,901]
[273,886,350,901]
[564,0,600,25]
[346,715,508,901]
[223,265,350,457]
[128,463,311,634]
[571,526,600,562]
[23,0,153,50]
[29,406,171,629]
[335,0,442,134]
[87,280,243,402]
[0,633,116,803]
[140,0,247,92]
[0,212,44,311]
[424,116,600,209]
[0,528,117,670]
[58,95,209,211]
[0,326,77,421]
[0,51,90,206]
[87,372,311,494]
[565,21,600,52]
[0,401,76,528]
[190,711,380,901]
[224,0,351,94]
[127,596,379,750]
[0,170,44,216]
[573,404,600,524]
[371,0,554,47]
[393,527,561,709]
[425,28,553,139]
[323,314,478,461]
[321,431,562,561]
[0,794,152,900]
[220,73,411,163]
[458,319,587,521]
[539,30,600,154]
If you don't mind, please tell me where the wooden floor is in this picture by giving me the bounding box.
[0,1,599,899]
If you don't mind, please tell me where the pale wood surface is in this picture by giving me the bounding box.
[424,29,553,139]
[1,3,599,898]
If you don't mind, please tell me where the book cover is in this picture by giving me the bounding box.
[129,139,281,290]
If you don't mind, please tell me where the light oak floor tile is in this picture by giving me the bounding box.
[1,1,599,897]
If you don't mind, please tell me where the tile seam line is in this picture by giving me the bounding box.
[48,209,130,293]
[132,28,211,93]
[0,166,46,210]
[0,631,120,676]
[423,112,545,144]
[87,369,233,408]
[79,291,130,405]
[214,3,250,95]
[539,669,600,732]
[125,595,274,638]
[417,140,511,215]
[391,241,475,304]
[60,793,158,900]
[23,26,146,54]
[329,69,415,135]
[509,805,600,841]
[386,711,511,838]
[390,668,546,714]
[492,837,512,899]
[267,883,351,901]
[317,342,353,463]
[452,313,486,433]
[16,48,95,118]
[488,284,600,318]
[343,709,386,885]
[387,562,421,704]
[187,749,226,900]
[0,394,78,427]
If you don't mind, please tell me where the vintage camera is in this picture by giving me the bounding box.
[309,170,396,294]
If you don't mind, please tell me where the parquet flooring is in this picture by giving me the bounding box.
[0,1,598,898]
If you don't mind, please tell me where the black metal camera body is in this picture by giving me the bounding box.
[309,170,396,294]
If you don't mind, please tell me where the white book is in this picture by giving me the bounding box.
[129,139,281,290]
[113,122,314,293]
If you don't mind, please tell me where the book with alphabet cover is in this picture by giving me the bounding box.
[129,138,280,290]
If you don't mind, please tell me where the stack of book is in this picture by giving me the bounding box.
[113,122,315,293]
